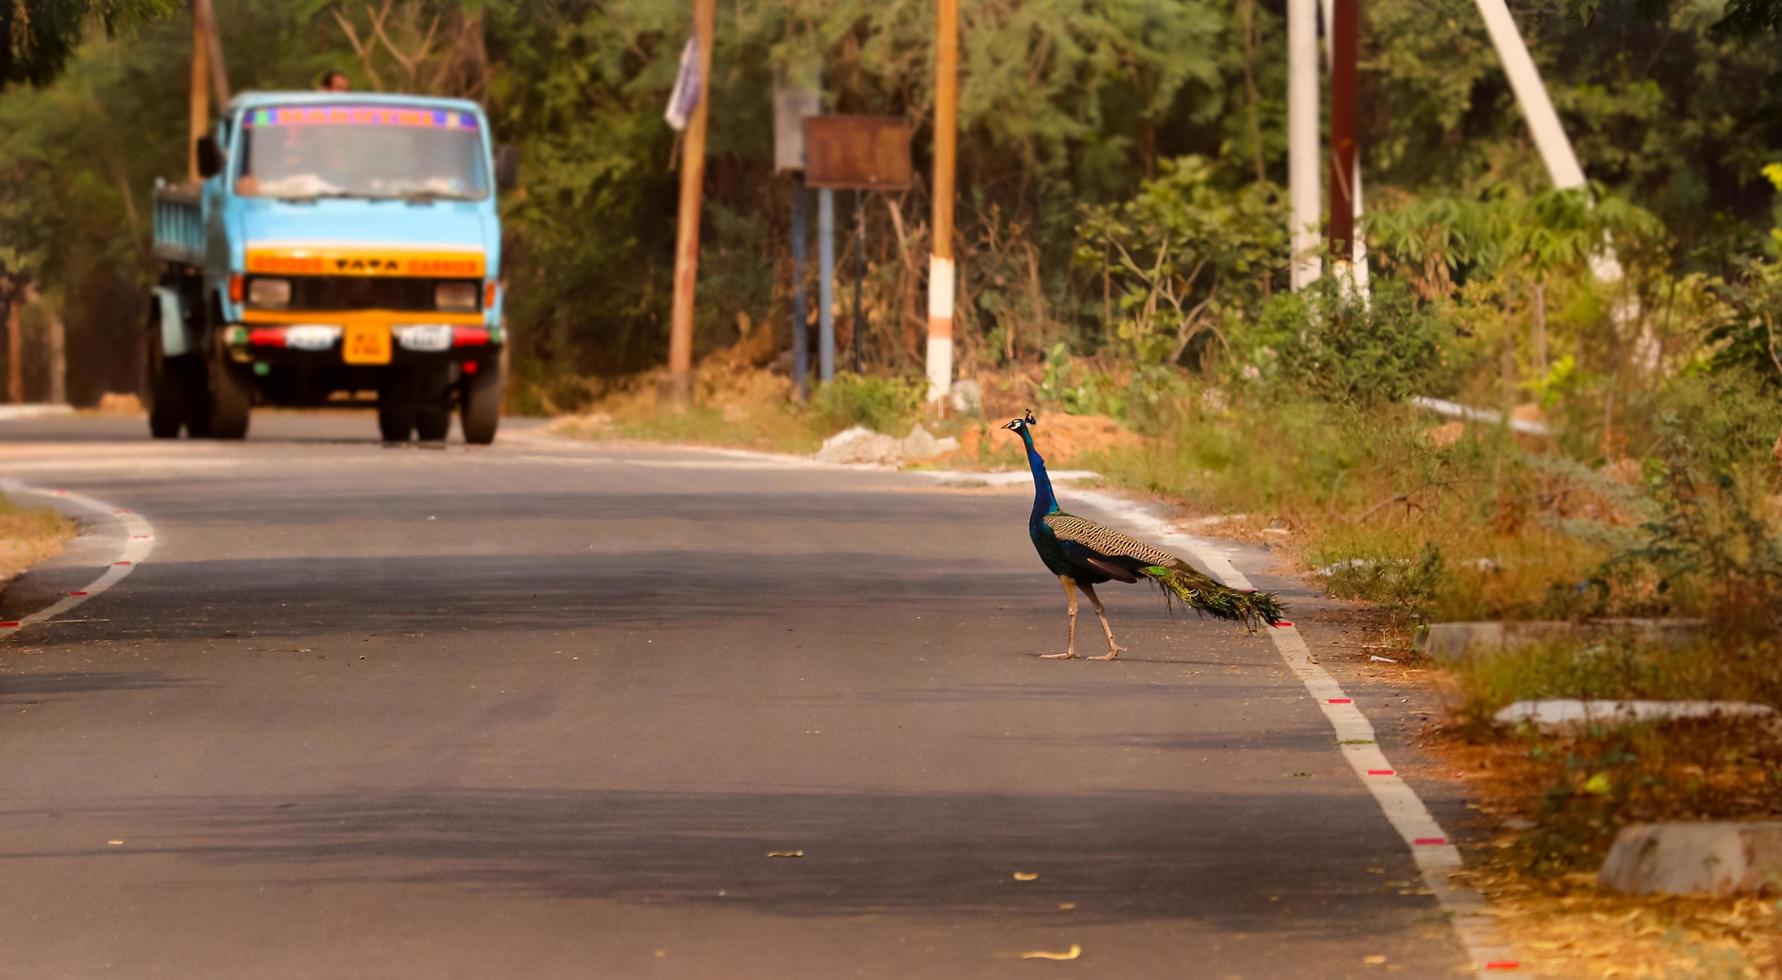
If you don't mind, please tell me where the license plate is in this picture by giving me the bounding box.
[343,323,392,365]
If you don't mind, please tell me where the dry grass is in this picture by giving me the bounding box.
[0,496,74,588]
[1432,721,1782,977]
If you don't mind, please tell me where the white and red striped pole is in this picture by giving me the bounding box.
[926,0,958,403]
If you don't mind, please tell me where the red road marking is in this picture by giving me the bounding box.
[1367,768,1395,776]
[1272,620,1294,627]
[69,591,88,597]
[1484,961,1521,971]
[132,535,152,540]
[1414,837,1449,846]
[0,621,19,628]
[113,561,132,566]
[1327,697,1353,704]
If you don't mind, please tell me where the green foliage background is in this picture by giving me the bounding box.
[0,0,1779,406]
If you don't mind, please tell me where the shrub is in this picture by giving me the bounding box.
[1236,277,1459,405]
[810,373,927,435]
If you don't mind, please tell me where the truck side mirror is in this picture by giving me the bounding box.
[195,136,223,179]
[495,144,518,192]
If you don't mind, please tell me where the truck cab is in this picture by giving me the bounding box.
[146,91,511,443]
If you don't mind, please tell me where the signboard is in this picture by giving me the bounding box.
[802,115,913,190]
[772,84,822,173]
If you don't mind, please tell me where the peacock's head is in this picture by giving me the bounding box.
[1001,409,1038,434]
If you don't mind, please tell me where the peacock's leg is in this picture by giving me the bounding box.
[1040,575,1079,660]
[1081,583,1125,660]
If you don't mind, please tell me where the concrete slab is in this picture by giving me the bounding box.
[1600,822,1782,895]
[1494,699,1776,729]
[1420,618,1706,662]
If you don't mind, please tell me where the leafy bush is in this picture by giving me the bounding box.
[1236,278,1459,405]
[1603,370,1782,636]
[810,373,926,435]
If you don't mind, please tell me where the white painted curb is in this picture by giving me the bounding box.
[0,404,75,423]
[0,478,157,637]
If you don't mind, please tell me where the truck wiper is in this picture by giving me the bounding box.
[398,190,471,204]
[276,191,358,204]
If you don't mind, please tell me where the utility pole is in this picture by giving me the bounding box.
[1473,0,1585,192]
[195,0,230,105]
[187,0,210,181]
[1287,0,1320,291]
[665,0,715,406]
[925,0,958,404]
[1326,0,1357,290]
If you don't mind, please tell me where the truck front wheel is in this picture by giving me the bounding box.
[208,353,253,440]
[459,354,503,445]
[414,365,452,442]
[378,371,416,442]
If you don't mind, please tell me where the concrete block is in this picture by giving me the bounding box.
[1494,699,1775,729]
[1600,821,1782,896]
[1419,618,1706,663]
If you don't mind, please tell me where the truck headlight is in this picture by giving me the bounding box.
[247,277,292,308]
[435,282,479,311]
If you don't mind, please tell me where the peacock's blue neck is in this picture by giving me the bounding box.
[1018,427,1061,522]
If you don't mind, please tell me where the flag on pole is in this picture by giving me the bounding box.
[664,33,701,131]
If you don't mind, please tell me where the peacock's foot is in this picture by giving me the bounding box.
[1088,646,1126,661]
[1040,651,1078,660]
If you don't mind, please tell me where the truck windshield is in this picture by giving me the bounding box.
[237,104,488,201]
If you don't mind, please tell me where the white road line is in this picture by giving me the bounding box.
[0,479,157,637]
[1046,485,1522,977]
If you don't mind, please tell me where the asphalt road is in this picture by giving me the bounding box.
[0,413,1471,978]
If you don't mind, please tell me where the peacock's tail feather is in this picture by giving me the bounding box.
[1140,565,1286,631]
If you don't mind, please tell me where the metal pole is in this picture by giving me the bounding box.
[1318,0,1369,299]
[926,0,958,403]
[665,0,716,406]
[1327,0,1357,286]
[1287,0,1320,291]
[790,175,809,401]
[851,190,866,375]
[818,187,836,381]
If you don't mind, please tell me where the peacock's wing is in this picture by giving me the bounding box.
[1043,513,1187,572]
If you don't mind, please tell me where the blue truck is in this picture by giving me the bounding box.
[147,91,513,443]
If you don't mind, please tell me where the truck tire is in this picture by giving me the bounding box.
[208,353,253,440]
[143,322,188,439]
[459,354,503,446]
[378,371,416,442]
[414,365,452,442]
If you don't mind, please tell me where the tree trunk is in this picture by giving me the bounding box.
[27,286,66,405]
[4,277,23,404]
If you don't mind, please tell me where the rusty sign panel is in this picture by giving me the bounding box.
[802,115,912,190]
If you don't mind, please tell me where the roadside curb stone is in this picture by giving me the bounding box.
[1600,822,1782,895]
[1493,699,1775,729]
[1419,618,1706,662]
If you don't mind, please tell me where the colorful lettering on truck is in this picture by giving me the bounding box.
[145,92,513,444]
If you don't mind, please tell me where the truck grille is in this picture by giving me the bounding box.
[251,276,479,312]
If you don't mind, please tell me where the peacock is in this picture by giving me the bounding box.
[1004,410,1285,660]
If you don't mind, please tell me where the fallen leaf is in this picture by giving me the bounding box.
[1020,945,1082,961]
[766,850,804,858]
[1012,871,1039,881]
